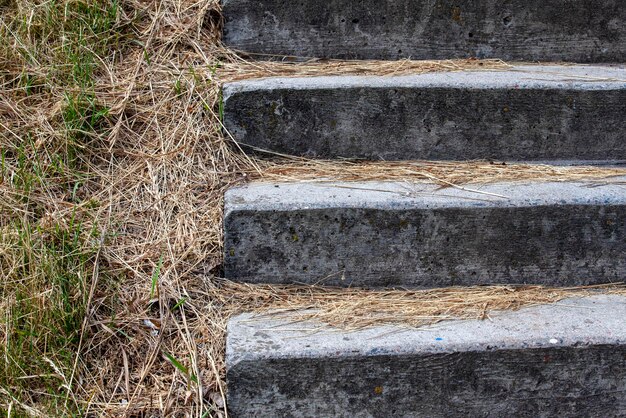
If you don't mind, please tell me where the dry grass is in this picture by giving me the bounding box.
[1,0,625,416]
[212,282,626,331]
[249,159,626,185]
[218,57,511,82]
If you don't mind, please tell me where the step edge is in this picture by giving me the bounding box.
[226,294,626,368]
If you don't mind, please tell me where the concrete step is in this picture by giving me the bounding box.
[222,0,626,62]
[223,65,626,162]
[224,179,626,288]
[226,295,626,417]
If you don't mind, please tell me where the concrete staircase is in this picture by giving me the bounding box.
[221,1,626,416]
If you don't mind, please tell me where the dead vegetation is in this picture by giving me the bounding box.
[218,57,511,81]
[0,0,624,416]
[249,159,626,185]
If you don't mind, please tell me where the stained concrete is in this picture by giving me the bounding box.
[223,65,626,162]
[222,0,626,62]
[226,295,626,417]
[223,179,626,287]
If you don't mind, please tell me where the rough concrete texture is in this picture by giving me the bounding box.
[222,0,626,62]
[226,295,626,417]
[223,65,626,162]
[223,179,626,287]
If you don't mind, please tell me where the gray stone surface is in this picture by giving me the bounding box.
[226,295,626,417]
[222,0,626,62]
[224,178,626,287]
[223,65,626,162]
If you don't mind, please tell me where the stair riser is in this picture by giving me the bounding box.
[225,205,626,287]
[228,346,626,417]
[224,181,626,287]
[223,70,626,162]
[222,0,626,62]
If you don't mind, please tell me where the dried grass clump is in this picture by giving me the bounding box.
[1,0,625,416]
[212,282,626,331]
[218,57,511,82]
[249,159,626,186]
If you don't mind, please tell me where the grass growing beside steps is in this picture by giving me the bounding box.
[0,0,121,414]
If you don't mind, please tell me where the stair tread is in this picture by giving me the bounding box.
[223,64,626,162]
[224,178,626,287]
[225,64,626,91]
[226,295,626,417]
[228,295,626,362]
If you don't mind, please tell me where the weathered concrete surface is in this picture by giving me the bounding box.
[226,295,626,417]
[223,65,626,162]
[222,0,626,62]
[223,179,626,287]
